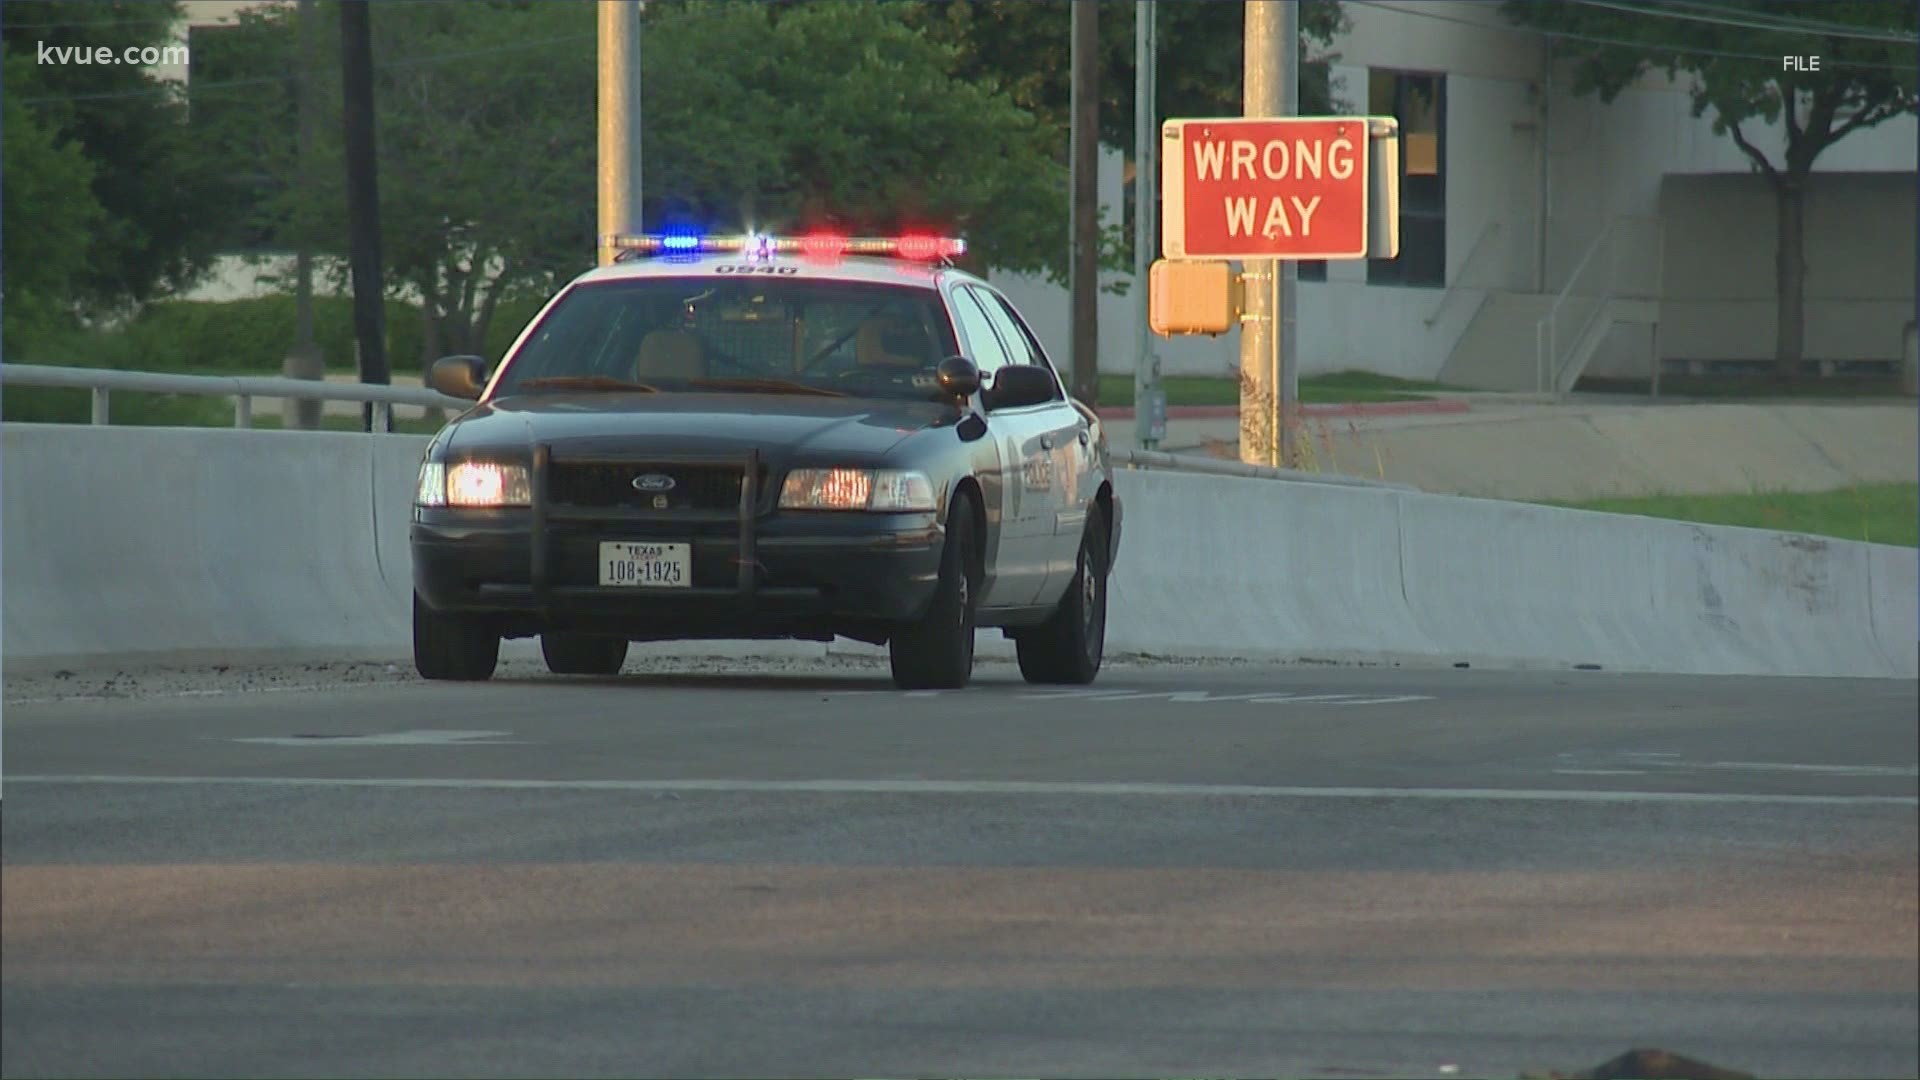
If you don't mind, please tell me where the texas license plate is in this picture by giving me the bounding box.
[598,541,690,588]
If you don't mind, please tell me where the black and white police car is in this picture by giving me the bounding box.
[411,231,1121,690]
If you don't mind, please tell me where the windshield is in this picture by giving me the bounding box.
[492,277,961,401]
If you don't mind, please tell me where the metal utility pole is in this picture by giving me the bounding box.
[1132,0,1164,449]
[597,0,644,266]
[1237,1,1290,467]
[283,0,322,430]
[338,0,388,431]
[1277,0,1298,460]
[1068,0,1100,404]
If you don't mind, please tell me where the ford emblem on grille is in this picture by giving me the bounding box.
[631,473,676,493]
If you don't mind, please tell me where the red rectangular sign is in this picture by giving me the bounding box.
[1162,116,1370,261]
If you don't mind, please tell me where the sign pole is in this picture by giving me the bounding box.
[1239,3,1277,466]
[1134,0,1162,449]
[1277,0,1298,467]
[597,1,643,267]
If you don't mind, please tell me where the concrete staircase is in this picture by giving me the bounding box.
[1436,291,1560,391]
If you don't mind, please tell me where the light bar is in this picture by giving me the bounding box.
[608,232,967,262]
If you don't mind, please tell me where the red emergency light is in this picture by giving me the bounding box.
[609,232,967,262]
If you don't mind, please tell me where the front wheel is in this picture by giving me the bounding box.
[888,495,979,690]
[1015,502,1108,685]
[413,592,500,681]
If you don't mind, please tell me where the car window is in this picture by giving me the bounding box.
[985,291,1064,383]
[972,287,1038,367]
[492,278,959,400]
[947,286,1014,376]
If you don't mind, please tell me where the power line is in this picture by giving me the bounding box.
[12,30,597,105]
[1346,1,1916,74]
[1568,0,1917,46]
[1627,0,1919,40]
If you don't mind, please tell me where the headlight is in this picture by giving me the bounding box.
[416,460,531,507]
[779,468,935,512]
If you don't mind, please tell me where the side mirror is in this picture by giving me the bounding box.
[935,355,981,399]
[984,364,1057,410]
[429,355,489,400]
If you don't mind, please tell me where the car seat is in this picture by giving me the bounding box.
[855,316,929,370]
[633,330,707,381]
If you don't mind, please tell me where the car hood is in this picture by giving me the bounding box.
[442,392,957,462]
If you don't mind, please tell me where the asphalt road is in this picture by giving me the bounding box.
[4,657,1916,1079]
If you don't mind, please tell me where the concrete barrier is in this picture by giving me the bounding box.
[3,424,1912,680]
[1099,470,1436,663]
[1869,543,1919,672]
[2,425,407,671]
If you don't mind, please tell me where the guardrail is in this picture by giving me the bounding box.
[0,363,468,428]
[1114,448,1414,491]
[3,362,1413,489]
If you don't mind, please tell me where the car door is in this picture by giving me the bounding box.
[975,287,1094,603]
[946,284,1051,607]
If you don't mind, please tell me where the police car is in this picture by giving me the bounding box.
[410,232,1121,690]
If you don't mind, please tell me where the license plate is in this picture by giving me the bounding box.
[598,541,690,588]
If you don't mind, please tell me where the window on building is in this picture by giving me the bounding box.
[1367,69,1445,288]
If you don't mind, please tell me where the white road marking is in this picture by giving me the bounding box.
[228,730,529,747]
[1015,690,1437,706]
[8,775,1913,807]
[1555,769,1650,776]
[1700,761,1920,778]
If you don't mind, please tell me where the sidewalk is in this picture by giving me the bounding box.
[1100,398,1919,501]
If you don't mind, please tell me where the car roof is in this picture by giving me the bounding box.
[565,251,988,293]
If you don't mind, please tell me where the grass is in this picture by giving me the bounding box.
[1098,370,1461,408]
[1544,485,1919,547]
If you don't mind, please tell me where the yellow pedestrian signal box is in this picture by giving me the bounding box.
[1149,259,1240,337]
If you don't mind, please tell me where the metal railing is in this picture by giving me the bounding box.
[1114,448,1415,491]
[3,362,1415,490]
[0,363,469,429]
[1534,215,1662,395]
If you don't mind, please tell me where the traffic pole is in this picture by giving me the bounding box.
[597,0,643,266]
[1239,1,1285,467]
[1069,0,1101,405]
[1277,0,1299,466]
[1133,0,1163,449]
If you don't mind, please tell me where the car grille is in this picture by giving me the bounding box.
[546,461,768,511]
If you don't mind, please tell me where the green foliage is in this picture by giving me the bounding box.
[1,50,106,339]
[902,0,1352,151]
[640,1,1069,280]
[4,292,554,376]
[0,1,228,310]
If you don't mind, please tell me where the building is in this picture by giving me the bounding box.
[990,0,1918,390]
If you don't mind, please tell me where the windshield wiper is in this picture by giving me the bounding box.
[514,375,660,393]
[686,377,849,398]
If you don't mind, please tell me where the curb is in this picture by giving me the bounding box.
[1098,398,1473,421]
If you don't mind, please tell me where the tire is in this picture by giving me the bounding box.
[889,494,980,690]
[413,592,500,681]
[541,632,629,676]
[1015,502,1108,685]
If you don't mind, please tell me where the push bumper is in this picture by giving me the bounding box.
[411,450,944,634]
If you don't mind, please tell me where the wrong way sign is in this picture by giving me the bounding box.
[1162,116,1372,261]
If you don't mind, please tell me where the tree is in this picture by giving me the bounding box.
[204,0,1072,379]
[0,1,227,313]
[1502,1,1918,380]
[1,51,106,342]
[902,0,1351,152]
